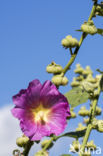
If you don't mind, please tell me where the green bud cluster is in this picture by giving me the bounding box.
[70,140,80,152]
[83,118,89,124]
[86,140,96,150]
[76,123,86,131]
[46,61,63,74]
[81,20,97,35]
[61,35,79,48]
[16,135,29,147]
[52,74,68,86]
[78,106,90,117]
[97,120,103,132]
[95,4,103,17]
[95,106,102,115]
[71,64,102,99]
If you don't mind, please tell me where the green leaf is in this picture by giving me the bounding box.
[62,129,86,139]
[97,28,103,36]
[64,87,89,108]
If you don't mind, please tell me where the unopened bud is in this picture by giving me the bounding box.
[86,140,96,150]
[61,35,79,48]
[76,123,86,131]
[16,135,29,147]
[46,62,63,74]
[78,106,90,116]
[97,120,103,132]
[81,21,97,35]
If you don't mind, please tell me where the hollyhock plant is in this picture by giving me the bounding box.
[11,79,70,141]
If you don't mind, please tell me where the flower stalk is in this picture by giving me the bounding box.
[79,86,101,156]
[63,3,97,75]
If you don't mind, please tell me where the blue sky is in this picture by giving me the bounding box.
[0,0,103,155]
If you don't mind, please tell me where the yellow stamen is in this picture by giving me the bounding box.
[31,104,51,124]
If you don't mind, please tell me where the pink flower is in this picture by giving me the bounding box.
[11,79,70,141]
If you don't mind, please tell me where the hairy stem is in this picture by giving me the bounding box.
[79,87,101,156]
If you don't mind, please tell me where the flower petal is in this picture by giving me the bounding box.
[12,79,42,108]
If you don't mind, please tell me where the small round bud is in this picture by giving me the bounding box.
[70,111,76,118]
[81,81,95,93]
[71,78,80,87]
[83,66,93,75]
[16,135,29,147]
[52,75,62,86]
[71,140,80,152]
[86,140,96,150]
[62,76,69,86]
[74,64,84,74]
[46,62,63,74]
[76,75,84,81]
[78,106,90,116]
[61,35,79,48]
[95,106,102,115]
[97,120,103,132]
[83,118,89,124]
[86,74,97,83]
[76,123,86,131]
[16,137,23,147]
[52,75,68,86]
[81,21,97,35]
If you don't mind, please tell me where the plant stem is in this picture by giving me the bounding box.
[42,137,54,151]
[22,140,34,156]
[79,87,101,156]
[63,4,97,75]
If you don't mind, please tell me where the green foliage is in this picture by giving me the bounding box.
[62,129,86,139]
[64,87,89,108]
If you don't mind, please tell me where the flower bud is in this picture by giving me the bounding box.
[76,75,84,81]
[71,140,80,152]
[46,62,63,74]
[61,35,79,48]
[86,74,96,83]
[62,76,69,86]
[76,123,86,131]
[78,106,90,116]
[16,135,29,147]
[86,140,96,150]
[81,21,97,35]
[81,81,94,93]
[74,64,84,74]
[95,106,102,115]
[97,120,103,132]
[83,118,89,124]
[52,75,68,86]
[71,78,80,87]
[83,66,93,75]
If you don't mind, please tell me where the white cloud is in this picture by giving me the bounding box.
[0,104,22,156]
